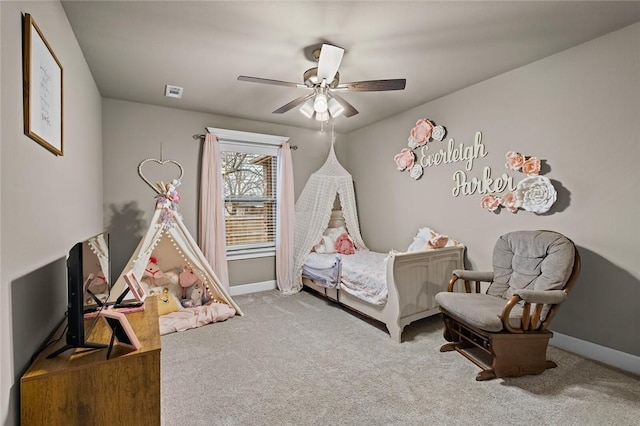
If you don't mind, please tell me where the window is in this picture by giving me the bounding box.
[208,128,289,259]
[222,148,277,256]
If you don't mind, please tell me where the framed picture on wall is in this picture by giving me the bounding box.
[22,13,64,156]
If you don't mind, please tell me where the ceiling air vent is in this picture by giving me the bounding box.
[164,85,183,99]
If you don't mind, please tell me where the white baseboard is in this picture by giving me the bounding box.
[229,280,277,296]
[551,331,640,376]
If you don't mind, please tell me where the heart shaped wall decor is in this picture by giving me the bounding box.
[138,158,185,194]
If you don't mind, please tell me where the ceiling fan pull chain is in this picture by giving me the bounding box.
[331,123,336,145]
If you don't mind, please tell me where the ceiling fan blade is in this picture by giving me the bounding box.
[238,75,307,89]
[330,93,359,118]
[334,79,406,92]
[272,92,315,114]
[316,44,344,85]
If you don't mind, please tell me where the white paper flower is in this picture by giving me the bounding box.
[408,136,418,149]
[410,164,423,180]
[432,125,446,141]
[514,175,557,214]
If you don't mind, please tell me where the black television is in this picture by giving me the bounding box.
[47,232,111,358]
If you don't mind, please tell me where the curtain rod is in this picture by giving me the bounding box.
[192,133,297,150]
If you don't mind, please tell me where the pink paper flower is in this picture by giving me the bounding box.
[480,194,501,212]
[522,157,541,176]
[394,148,415,171]
[505,151,525,171]
[500,191,519,213]
[409,119,434,147]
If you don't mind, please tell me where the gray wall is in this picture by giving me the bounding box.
[102,98,347,286]
[1,1,103,424]
[345,23,640,356]
[3,7,637,426]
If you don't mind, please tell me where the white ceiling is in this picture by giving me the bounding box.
[61,1,640,134]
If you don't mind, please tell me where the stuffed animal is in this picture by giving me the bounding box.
[334,233,355,255]
[163,265,200,299]
[147,286,181,316]
[183,282,204,308]
[141,257,164,290]
[86,272,108,295]
[426,231,449,249]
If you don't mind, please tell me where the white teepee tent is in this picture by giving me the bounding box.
[292,143,368,293]
[109,196,242,316]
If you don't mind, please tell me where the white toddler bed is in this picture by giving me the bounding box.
[302,215,464,342]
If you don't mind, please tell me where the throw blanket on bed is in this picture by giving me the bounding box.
[303,251,388,305]
[339,251,388,305]
[303,253,342,288]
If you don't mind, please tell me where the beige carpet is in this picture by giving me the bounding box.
[160,290,640,425]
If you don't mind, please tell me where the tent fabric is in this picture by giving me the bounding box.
[291,143,368,294]
[111,206,243,316]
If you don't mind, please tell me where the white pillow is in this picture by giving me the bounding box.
[313,226,348,254]
[407,227,436,252]
[407,226,462,252]
[314,236,337,254]
[325,226,347,247]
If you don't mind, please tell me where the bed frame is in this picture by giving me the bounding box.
[303,245,465,342]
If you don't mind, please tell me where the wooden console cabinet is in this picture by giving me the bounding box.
[20,298,161,426]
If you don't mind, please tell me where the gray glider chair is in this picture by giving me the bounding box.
[435,230,581,381]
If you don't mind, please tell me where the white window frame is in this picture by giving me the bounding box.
[207,127,289,260]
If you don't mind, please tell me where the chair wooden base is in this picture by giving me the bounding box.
[440,312,557,381]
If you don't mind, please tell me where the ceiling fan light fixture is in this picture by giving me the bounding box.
[315,111,329,122]
[313,93,328,113]
[327,97,345,118]
[299,98,315,118]
[239,42,403,123]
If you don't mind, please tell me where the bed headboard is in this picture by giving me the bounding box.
[328,210,345,229]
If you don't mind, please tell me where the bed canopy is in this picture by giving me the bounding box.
[292,141,368,293]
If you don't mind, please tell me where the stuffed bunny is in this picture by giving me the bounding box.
[183,282,204,308]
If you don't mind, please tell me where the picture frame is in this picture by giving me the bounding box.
[123,271,147,302]
[99,309,142,351]
[23,13,64,156]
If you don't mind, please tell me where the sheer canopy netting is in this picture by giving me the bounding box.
[292,144,367,293]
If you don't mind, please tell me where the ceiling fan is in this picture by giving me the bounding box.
[237,43,406,122]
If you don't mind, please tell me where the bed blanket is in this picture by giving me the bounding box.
[159,302,236,335]
[303,251,388,304]
[340,251,388,305]
[303,253,342,288]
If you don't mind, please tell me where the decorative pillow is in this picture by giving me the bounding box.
[313,226,348,254]
[324,226,346,244]
[407,227,461,252]
[407,227,436,252]
[426,233,449,249]
[147,286,182,316]
[313,236,335,254]
[335,233,355,255]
